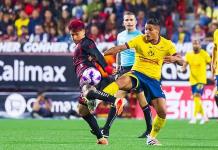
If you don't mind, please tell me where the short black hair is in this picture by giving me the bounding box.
[146,18,160,26]
[124,11,135,16]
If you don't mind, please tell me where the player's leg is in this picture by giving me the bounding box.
[133,72,165,145]
[195,84,208,124]
[150,98,166,139]
[80,67,125,114]
[137,91,152,138]
[100,75,136,135]
[78,100,108,145]
[215,75,218,107]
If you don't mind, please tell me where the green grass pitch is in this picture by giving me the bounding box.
[0,119,218,150]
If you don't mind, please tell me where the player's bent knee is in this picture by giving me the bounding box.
[156,109,167,119]
[82,84,96,97]
[78,104,90,116]
[116,76,132,90]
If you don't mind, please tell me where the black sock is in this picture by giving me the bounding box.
[103,105,117,131]
[142,105,152,135]
[87,90,116,104]
[215,95,218,107]
[82,114,103,139]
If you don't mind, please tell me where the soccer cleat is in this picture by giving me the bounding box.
[200,117,209,125]
[82,97,97,112]
[189,118,197,124]
[138,131,149,138]
[97,137,108,145]
[146,135,162,146]
[90,128,109,138]
[115,98,127,115]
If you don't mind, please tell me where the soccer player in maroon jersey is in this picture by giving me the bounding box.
[68,19,126,145]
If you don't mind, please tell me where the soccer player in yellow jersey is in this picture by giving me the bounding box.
[103,18,184,145]
[181,39,211,124]
[212,28,218,109]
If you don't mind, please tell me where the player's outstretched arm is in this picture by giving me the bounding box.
[164,54,184,66]
[104,44,128,56]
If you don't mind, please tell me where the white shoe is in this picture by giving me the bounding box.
[189,118,197,124]
[146,135,162,146]
[200,117,209,125]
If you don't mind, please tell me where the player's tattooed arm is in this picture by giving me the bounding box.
[179,61,188,73]
[164,53,184,66]
[104,44,128,56]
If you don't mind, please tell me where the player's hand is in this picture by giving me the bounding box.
[164,55,182,64]
[104,65,113,75]
[177,67,186,73]
[164,56,177,63]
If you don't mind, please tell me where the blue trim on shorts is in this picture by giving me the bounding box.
[191,83,204,95]
[216,75,218,88]
[131,71,165,103]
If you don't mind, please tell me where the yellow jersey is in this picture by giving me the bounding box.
[185,49,211,85]
[214,29,218,74]
[127,35,176,80]
[15,18,30,36]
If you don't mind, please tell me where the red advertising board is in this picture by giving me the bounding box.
[135,85,218,119]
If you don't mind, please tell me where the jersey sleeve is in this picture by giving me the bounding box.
[184,53,189,62]
[117,33,121,45]
[126,35,140,49]
[84,39,108,68]
[168,42,177,55]
[214,30,218,45]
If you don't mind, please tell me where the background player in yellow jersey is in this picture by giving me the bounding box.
[181,39,211,124]
[103,18,184,145]
[211,28,218,109]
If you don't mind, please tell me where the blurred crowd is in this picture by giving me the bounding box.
[0,0,218,44]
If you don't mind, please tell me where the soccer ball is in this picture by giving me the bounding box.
[81,67,101,86]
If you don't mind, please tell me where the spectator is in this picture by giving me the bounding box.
[57,26,72,43]
[24,0,41,16]
[205,22,218,43]
[1,24,17,41]
[103,0,116,16]
[31,92,53,118]
[87,0,103,21]
[88,24,104,43]
[43,9,56,34]
[28,9,42,34]
[136,10,146,33]
[15,10,29,37]
[18,25,29,43]
[49,26,58,42]
[0,11,13,34]
[191,24,206,42]
[171,24,191,43]
[57,8,70,35]
[29,24,48,42]
[72,0,87,21]
[0,0,14,14]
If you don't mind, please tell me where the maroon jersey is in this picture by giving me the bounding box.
[72,37,107,78]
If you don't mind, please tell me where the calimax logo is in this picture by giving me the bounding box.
[0,60,66,82]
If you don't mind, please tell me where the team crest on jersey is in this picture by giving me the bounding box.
[148,50,154,56]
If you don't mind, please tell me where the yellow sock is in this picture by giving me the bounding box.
[150,115,166,138]
[193,96,200,117]
[198,98,204,116]
[103,82,119,96]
